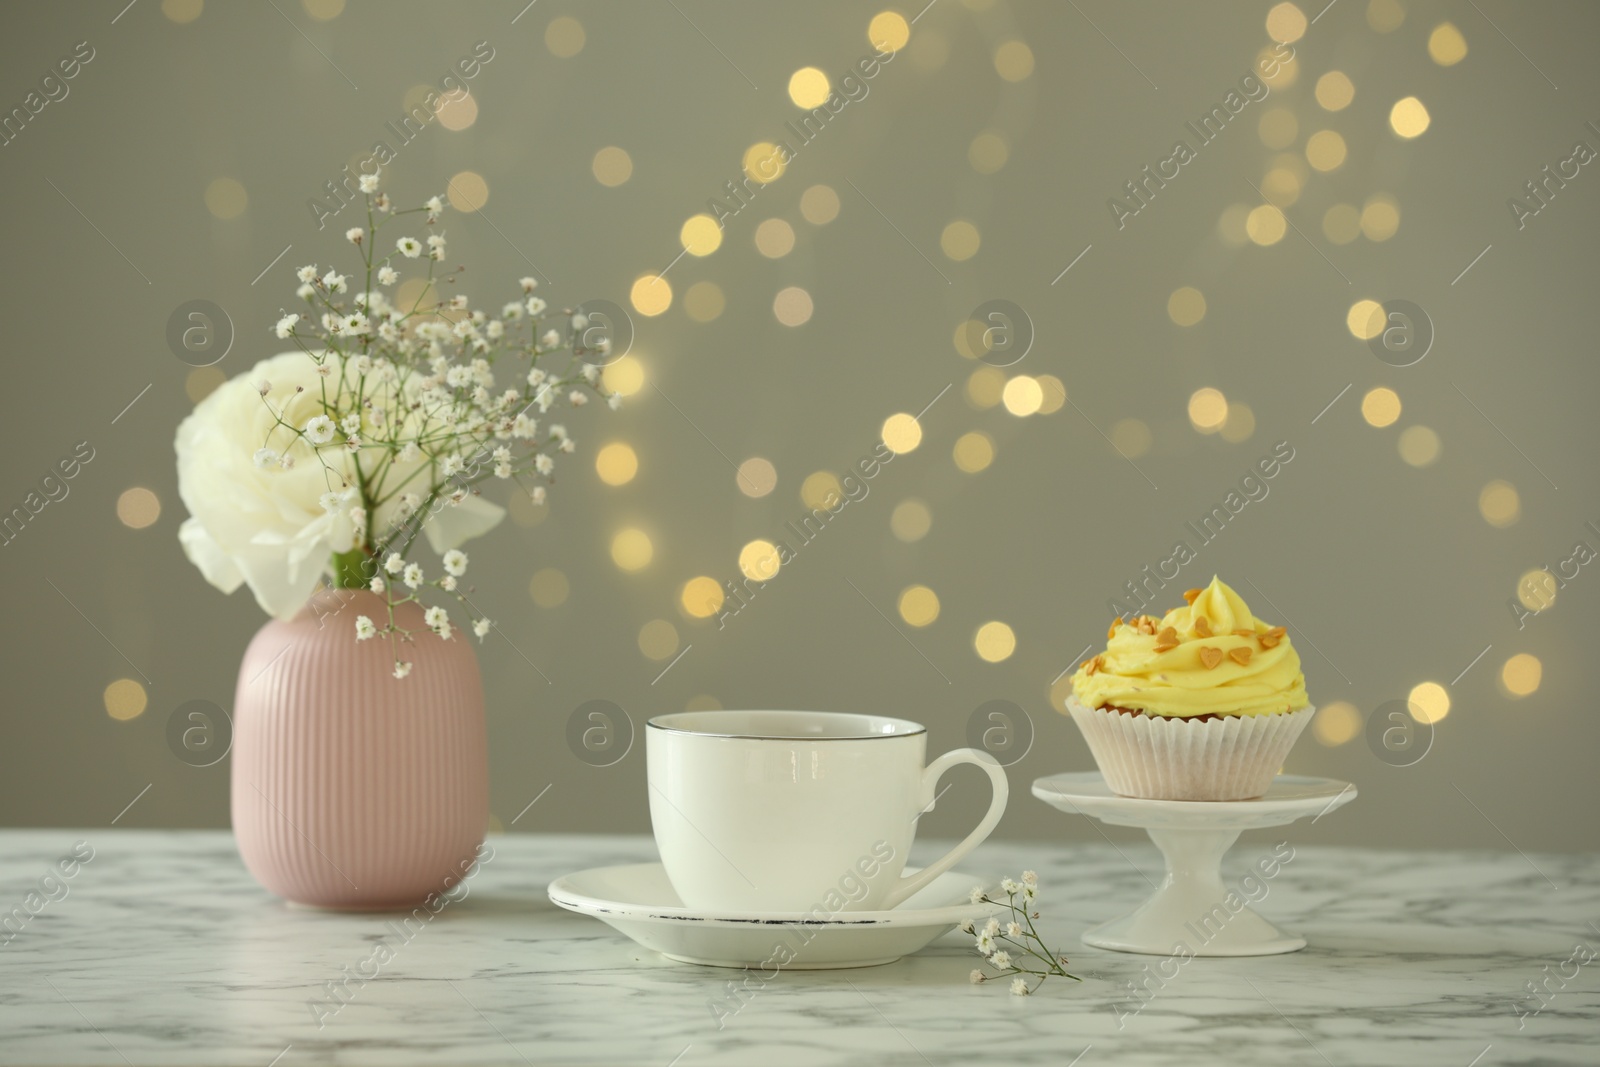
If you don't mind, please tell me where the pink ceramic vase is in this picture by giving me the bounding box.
[231,588,488,909]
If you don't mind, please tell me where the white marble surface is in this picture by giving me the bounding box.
[1,830,1596,1066]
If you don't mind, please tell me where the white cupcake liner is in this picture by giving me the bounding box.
[1066,696,1314,801]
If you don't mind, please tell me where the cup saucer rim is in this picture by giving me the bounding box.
[548,863,1000,928]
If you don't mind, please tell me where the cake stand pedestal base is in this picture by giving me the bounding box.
[1031,773,1356,957]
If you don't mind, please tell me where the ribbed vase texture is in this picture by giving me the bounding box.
[231,589,488,908]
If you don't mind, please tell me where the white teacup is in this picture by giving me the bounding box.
[646,710,1008,914]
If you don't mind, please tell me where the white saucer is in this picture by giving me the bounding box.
[547,863,1001,969]
[1032,772,1357,956]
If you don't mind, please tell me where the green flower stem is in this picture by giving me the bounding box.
[330,547,373,589]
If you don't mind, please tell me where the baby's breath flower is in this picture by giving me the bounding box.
[527,296,547,315]
[322,270,348,293]
[472,618,491,640]
[358,172,380,194]
[354,616,376,640]
[253,447,279,468]
[377,265,398,286]
[274,313,300,339]
[969,970,985,985]
[403,563,423,589]
[442,549,468,577]
[607,393,623,411]
[1022,883,1037,902]
[393,661,413,679]
[396,236,422,258]
[534,453,554,476]
[303,415,336,445]
[425,605,453,640]
[540,329,561,348]
[969,870,1079,995]
[344,434,361,452]
[529,485,547,506]
[439,574,456,591]
[296,282,316,300]
[319,491,343,513]
[397,441,421,463]
[369,576,385,593]
[569,391,588,407]
[345,227,364,245]
[425,195,445,218]
[296,264,318,284]
[969,887,987,905]
[519,276,538,292]
[384,553,404,574]
[441,454,465,477]
[427,233,447,260]
[959,918,975,934]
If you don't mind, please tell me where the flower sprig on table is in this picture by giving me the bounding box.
[176,166,615,677]
[962,871,1081,995]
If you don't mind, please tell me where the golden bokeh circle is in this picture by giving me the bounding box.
[1188,388,1228,432]
[680,214,723,257]
[1002,375,1043,416]
[736,457,778,498]
[1389,96,1431,139]
[974,621,1016,663]
[898,585,941,628]
[681,577,725,619]
[1500,653,1541,697]
[1312,701,1361,745]
[1478,480,1520,528]
[595,442,638,486]
[1361,387,1402,427]
[881,413,923,453]
[611,528,653,571]
[104,679,148,721]
[529,568,569,607]
[116,487,161,529]
[592,146,633,187]
[890,499,932,542]
[739,539,781,581]
[800,184,840,225]
[953,431,995,473]
[1407,682,1450,724]
[630,274,672,317]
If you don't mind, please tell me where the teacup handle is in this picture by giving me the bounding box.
[883,748,1008,910]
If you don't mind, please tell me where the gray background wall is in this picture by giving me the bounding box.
[2,0,1595,852]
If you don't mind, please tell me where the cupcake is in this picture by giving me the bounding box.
[1063,576,1312,801]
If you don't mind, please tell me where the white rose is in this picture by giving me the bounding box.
[175,351,504,620]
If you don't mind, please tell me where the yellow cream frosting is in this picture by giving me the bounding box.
[1069,576,1308,717]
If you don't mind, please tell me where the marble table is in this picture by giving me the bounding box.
[1,830,1596,1066]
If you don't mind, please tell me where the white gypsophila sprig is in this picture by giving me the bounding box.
[968,873,1081,996]
[193,165,616,677]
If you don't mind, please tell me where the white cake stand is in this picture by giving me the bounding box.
[1031,772,1356,957]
